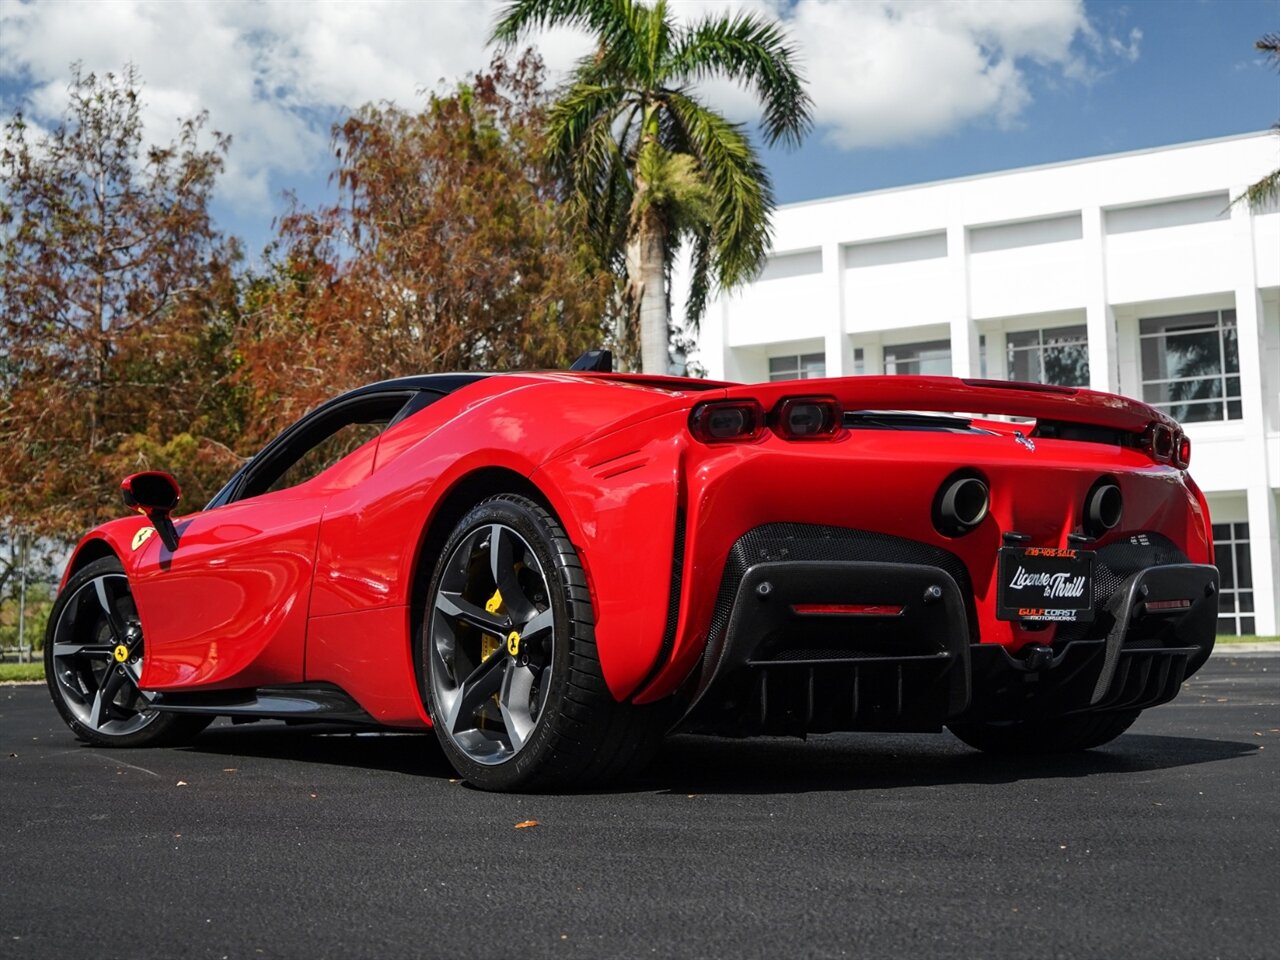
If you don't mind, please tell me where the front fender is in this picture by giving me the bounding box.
[61,515,166,589]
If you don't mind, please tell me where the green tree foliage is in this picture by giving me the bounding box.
[492,0,811,373]
[1239,33,1280,211]
[237,51,617,426]
[0,64,243,539]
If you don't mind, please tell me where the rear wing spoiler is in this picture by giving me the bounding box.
[722,376,1177,436]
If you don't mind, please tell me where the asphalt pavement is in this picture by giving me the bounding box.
[2,654,1277,960]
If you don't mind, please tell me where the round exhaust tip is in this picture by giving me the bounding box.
[935,475,989,536]
[1085,482,1122,535]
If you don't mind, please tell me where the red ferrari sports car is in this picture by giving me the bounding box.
[45,351,1219,790]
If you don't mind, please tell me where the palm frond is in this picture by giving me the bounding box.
[544,82,629,166]
[681,229,713,330]
[1239,166,1280,213]
[491,0,634,47]
[670,11,812,148]
[665,91,772,294]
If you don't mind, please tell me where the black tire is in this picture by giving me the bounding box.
[45,556,211,748]
[947,710,1141,755]
[420,494,668,791]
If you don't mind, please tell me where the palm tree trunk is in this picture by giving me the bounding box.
[634,211,668,375]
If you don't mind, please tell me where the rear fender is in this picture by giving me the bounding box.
[533,416,688,702]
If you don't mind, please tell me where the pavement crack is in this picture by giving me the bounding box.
[70,749,161,778]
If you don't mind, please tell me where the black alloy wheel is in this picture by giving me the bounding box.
[422,495,668,791]
[45,556,209,748]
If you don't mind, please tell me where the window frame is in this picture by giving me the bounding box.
[883,339,951,376]
[768,351,827,382]
[1005,324,1090,387]
[1212,521,1254,636]
[1138,309,1241,423]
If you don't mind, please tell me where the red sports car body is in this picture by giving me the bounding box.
[46,359,1219,790]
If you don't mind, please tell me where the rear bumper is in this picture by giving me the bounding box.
[680,526,1217,736]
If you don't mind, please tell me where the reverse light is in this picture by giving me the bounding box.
[771,396,842,440]
[689,400,764,443]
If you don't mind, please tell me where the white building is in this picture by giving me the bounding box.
[686,132,1280,637]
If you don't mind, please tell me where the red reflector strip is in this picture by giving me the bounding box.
[1144,599,1192,611]
[790,604,905,617]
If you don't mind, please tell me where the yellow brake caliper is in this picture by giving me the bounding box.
[481,588,504,663]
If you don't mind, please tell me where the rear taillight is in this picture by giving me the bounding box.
[1173,432,1191,469]
[1141,422,1191,468]
[689,400,764,443]
[771,397,842,440]
[1141,422,1175,463]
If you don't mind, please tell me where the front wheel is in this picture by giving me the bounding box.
[45,556,210,748]
[947,710,1141,755]
[421,495,666,791]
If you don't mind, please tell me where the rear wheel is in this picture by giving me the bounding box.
[947,710,1140,755]
[421,494,667,791]
[45,556,210,748]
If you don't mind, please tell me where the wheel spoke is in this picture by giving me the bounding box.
[88,688,109,728]
[53,642,115,660]
[520,608,554,643]
[93,577,126,643]
[445,653,506,734]
[98,666,128,712]
[488,525,534,620]
[89,667,127,727]
[435,591,509,635]
[498,663,537,752]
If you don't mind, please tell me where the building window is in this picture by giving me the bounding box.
[1139,310,1240,423]
[769,352,826,381]
[884,340,950,376]
[1213,522,1254,636]
[853,348,865,376]
[1006,325,1089,387]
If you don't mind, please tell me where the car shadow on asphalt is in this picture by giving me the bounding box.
[640,732,1260,795]
[176,722,1258,795]
[180,723,455,778]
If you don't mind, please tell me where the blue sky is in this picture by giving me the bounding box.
[2,0,1277,259]
[760,0,1280,203]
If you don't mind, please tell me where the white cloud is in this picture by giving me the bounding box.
[0,0,525,210]
[786,0,1132,149]
[0,0,1140,211]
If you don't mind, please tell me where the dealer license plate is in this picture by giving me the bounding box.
[996,547,1095,623]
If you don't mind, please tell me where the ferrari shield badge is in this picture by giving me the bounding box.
[132,526,156,551]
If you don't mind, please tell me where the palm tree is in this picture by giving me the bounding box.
[491,0,811,373]
[1240,33,1280,211]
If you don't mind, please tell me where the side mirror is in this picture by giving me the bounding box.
[121,472,182,551]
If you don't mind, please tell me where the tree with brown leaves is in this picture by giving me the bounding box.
[237,51,617,425]
[0,64,243,541]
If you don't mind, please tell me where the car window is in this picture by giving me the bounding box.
[235,393,414,501]
[264,420,384,494]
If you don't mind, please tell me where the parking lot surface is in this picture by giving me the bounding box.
[2,654,1277,959]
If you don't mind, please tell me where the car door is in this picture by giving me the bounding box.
[131,391,416,691]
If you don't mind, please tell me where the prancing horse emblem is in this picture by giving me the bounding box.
[1014,431,1035,452]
